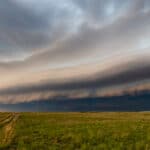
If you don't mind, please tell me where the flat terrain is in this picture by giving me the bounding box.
[0,113,150,149]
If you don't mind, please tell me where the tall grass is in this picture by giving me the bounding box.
[4,112,150,150]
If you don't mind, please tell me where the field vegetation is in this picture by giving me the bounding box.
[0,112,150,149]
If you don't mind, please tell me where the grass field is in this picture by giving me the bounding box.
[0,113,150,149]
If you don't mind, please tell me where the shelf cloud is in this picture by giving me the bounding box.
[0,0,150,103]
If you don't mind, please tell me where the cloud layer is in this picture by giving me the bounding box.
[0,0,150,103]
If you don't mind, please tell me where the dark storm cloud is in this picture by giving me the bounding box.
[0,0,48,29]
[0,0,77,59]
[0,0,50,54]
[0,8,150,73]
[0,0,150,103]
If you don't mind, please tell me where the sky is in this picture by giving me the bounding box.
[0,0,150,104]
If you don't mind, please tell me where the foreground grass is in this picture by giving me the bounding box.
[1,112,150,149]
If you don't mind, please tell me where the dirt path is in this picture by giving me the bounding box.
[1,113,19,145]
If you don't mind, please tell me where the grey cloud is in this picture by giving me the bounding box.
[0,0,79,59]
[72,0,150,26]
[72,0,130,22]
[0,8,150,73]
[0,0,150,103]
[0,0,150,61]
[0,0,47,30]
[0,0,50,58]
[0,58,150,96]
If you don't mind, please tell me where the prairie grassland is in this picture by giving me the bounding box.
[1,112,150,149]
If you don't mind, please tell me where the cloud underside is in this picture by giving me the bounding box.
[0,0,150,103]
[0,57,150,104]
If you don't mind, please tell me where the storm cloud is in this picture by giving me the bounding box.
[0,0,150,103]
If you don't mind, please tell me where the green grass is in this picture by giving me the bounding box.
[1,112,150,150]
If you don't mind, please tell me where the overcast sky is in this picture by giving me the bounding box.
[0,0,150,103]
